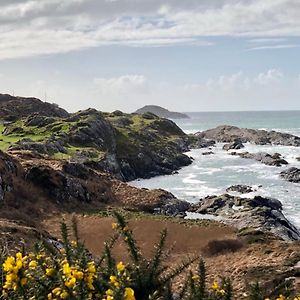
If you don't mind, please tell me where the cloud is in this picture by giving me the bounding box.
[247,44,299,51]
[93,75,147,94]
[1,0,300,59]
[254,69,284,85]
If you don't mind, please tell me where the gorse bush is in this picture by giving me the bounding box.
[0,212,299,300]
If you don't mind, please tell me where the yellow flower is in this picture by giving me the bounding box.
[112,223,118,230]
[276,295,286,300]
[29,260,37,269]
[219,289,226,295]
[106,289,114,296]
[52,287,62,296]
[117,262,125,272]
[192,275,199,281]
[124,287,135,300]
[65,277,76,288]
[87,262,96,274]
[60,291,69,299]
[212,281,220,290]
[110,275,117,284]
[20,277,28,286]
[46,268,55,277]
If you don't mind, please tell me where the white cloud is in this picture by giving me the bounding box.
[0,0,300,59]
[93,75,147,94]
[248,44,299,51]
[254,69,284,85]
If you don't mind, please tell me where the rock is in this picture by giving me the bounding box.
[189,194,300,241]
[0,93,69,120]
[153,189,190,217]
[280,167,300,183]
[202,151,214,156]
[197,125,300,147]
[231,151,288,167]
[226,185,254,194]
[223,139,245,151]
[296,157,300,161]
[188,136,216,149]
[111,110,124,116]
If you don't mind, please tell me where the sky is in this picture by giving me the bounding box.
[0,0,300,113]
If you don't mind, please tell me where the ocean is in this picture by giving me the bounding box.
[131,111,300,228]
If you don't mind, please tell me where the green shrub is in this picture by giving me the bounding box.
[0,212,299,300]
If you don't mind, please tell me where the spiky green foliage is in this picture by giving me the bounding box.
[0,213,299,300]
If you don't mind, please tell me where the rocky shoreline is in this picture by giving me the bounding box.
[0,94,299,245]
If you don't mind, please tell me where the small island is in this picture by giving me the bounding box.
[135,105,190,119]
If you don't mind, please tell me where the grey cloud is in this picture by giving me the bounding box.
[0,0,300,59]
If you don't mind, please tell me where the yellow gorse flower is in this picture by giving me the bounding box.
[117,261,126,273]
[124,287,135,300]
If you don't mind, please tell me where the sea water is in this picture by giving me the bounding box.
[131,111,300,228]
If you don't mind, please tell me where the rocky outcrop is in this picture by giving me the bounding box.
[280,167,300,183]
[3,108,193,181]
[135,105,189,119]
[197,125,300,146]
[0,94,69,120]
[223,139,244,151]
[230,151,288,167]
[189,194,300,241]
[226,185,254,194]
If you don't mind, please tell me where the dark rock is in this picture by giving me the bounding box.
[202,151,214,156]
[188,136,216,149]
[197,125,300,147]
[112,110,124,116]
[280,167,300,183]
[24,114,56,127]
[0,93,69,120]
[226,185,254,194]
[231,151,288,167]
[223,139,245,151]
[189,194,300,241]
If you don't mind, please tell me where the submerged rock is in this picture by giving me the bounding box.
[226,185,254,194]
[189,194,300,241]
[280,167,300,183]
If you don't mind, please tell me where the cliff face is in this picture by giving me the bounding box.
[135,105,190,119]
[1,105,192,181]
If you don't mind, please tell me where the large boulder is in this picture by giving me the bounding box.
[189,194,300,241]
[223,139,244,151]
[280,167,300,183]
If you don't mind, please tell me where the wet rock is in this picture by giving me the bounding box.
[280,167,300,183]
[188,137,216,149]
[231,151,288,167]
[202,151,214,156]
[226,185,254,194]
[197,125,300,146]
[223,139,245,151]
[189,194,300,241]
